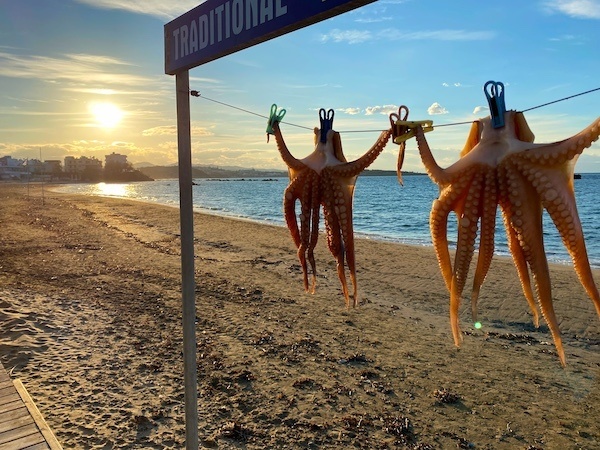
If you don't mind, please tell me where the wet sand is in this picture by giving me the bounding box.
[1,183,599,449]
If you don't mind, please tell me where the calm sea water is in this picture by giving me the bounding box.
[53,173,600,268]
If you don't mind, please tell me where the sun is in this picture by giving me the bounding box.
[89,102,124,129]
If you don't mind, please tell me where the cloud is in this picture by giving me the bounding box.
[338,107,362,115]
[67,53,132,66]
[427,102,448,115]
[549,34,578,41]
[473,106,489,115]
[320,29,373,44]
[142,125,213,137]
[321,28,495,45]
[365,105,398,115]
[74,0,199,19]
[381,28,496,41]
[354,16,393,24]
[0,51,152,87]
[61,87,153,96]
[543,0,600,19]
[0,109,76,116]
[442,82,463,87]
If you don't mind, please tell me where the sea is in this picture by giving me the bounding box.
[53,173,600,268]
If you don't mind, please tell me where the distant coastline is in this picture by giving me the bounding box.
[137,165,425,180]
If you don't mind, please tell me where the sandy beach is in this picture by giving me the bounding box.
[1,182,599,449]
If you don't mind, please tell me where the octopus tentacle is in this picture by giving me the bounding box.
[414,127,451,185]
[307,175,322,294]
[397,140,406,185]
[283,176,303,248]
[533,168,600,318]
[500,204,540,328]
[519,117,600,166]
[327,130,392,178]
[321,171,356,306]
[273,122,306,172]
[322,178,350,304]
[449,170,485,345]
[430,168,478,290]
[297,173,316,292]
[284,169,322,294]
[337,180,358,306]
[430,195,453,291]
[502,162,566,366]
[494,165,539,329]
[470,168,498,323]
[497,163,540,327]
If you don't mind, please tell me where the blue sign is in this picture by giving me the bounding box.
[165,0,376,74]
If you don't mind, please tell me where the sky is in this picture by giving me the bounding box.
[1,0,600,173]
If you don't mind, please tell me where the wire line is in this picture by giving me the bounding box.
[191,86,600,133]
[520,87,600,113]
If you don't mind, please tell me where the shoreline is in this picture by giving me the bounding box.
[1,183,600,449]
[47,180,599,269]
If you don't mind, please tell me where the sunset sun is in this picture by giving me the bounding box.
[89,102,124,129]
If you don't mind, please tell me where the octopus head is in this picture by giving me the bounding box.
[312,127,346,164]
[461,111,536,158]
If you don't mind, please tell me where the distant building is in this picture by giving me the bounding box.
[43,159,62,174]
[0,156,28,180]
[64,156,103,181]
[105,152,128,167]
[26,159,44,175]
[0,156,22,167]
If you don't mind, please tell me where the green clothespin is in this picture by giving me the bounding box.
[266,103,286,142]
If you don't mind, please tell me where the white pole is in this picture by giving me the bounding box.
[175,70,199,449]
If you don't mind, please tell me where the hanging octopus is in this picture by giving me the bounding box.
[268,107,391,307]
[395,82,600,365]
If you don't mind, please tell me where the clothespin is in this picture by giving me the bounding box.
[389,106,434,145]
[484,80,506,129]
[390,106,410,186]
[319,108,334,143]
[389,105,410,143]
[266,103,286,142]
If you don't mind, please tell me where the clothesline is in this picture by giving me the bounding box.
[189,86,600,133]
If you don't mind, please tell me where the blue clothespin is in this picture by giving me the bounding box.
[319,108,334,143]
[266,103,286,142]
[484,81,506,129]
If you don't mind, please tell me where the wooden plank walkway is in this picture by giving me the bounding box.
[0,362,62,450]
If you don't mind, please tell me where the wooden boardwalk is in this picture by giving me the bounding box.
[0,362,61,450]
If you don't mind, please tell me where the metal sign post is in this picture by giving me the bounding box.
[165,1,378,448]
[175,70,199,449]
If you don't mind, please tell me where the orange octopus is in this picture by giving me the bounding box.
[397,94,600,366]
[269,109,391,307]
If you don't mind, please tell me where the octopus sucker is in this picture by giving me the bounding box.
[270,110,391,307]
[402,104,600,365]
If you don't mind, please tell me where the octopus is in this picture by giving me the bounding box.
[399,107,600,366]
[269,109,391,307]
